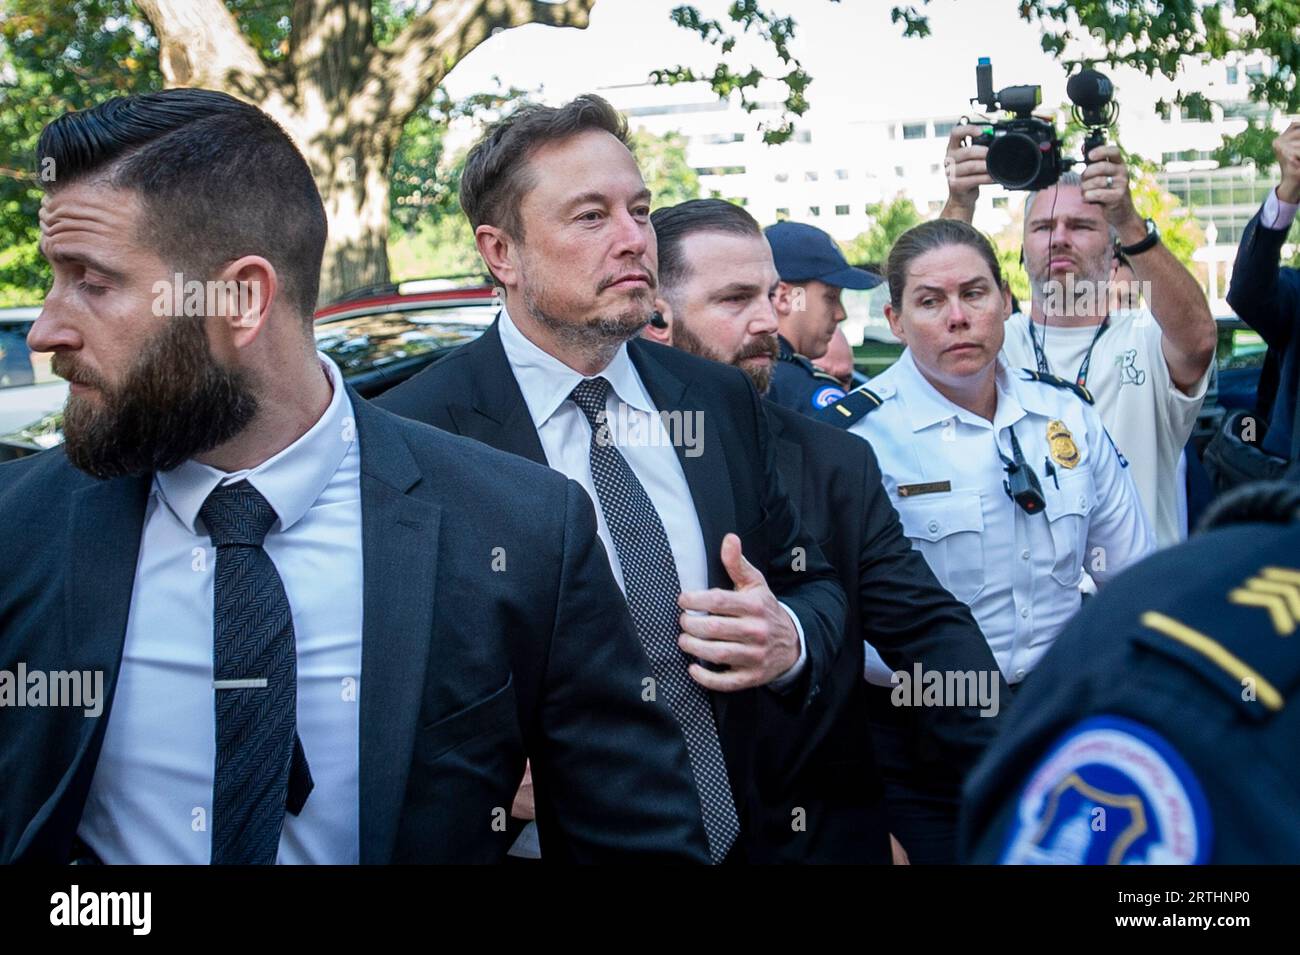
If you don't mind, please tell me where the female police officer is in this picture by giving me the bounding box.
[819,219,1155,687]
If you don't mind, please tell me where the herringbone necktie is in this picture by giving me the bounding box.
[569,377,740,863]
[201,480,313,865]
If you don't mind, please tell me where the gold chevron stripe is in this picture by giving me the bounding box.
[1141,612,1284,712]
[1247,580,1300,619]
[1229,590,1293,635]
[1262,566,1300,586]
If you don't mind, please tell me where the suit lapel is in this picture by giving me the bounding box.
[767,410,804,513]
[448,319,548,466]
[15,473,149,861]
[628,340,736,589]
[351,395,443,864]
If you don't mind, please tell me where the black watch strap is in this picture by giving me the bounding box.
[1119,218,1159,257]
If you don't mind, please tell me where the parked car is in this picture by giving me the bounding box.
[0,283,498,461]
[1185,316,1268,456]
[0,306,69,436]
[0,286,1269,473]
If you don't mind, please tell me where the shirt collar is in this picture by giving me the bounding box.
[497,305,657,428]
[1003,363,1063,422]
[891,349,1027,434]
[154,354,356,537]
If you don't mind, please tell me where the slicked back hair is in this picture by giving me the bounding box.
[459,94,629,242]
[38,88,328,320]
[886,218,1003,310]
[650,199,763,298]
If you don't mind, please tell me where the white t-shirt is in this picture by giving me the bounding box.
[1001,309,1210,547]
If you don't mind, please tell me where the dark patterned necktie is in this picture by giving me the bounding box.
[568,377,739,863]
[201,480,313,865]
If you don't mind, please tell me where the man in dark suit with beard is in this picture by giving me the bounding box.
[376,95,846,863]
[0,89,710,865]
[641,198,1008,864]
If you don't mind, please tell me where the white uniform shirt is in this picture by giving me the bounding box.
[1001,308,1210,547]
[78,355,364,863]
[852,350,1155,684]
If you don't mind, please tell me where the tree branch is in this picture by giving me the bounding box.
[368,0,595,140]
[134,0,267,89]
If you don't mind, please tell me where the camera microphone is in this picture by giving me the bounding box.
[1067,69,1114,124]
[976,56,996,111]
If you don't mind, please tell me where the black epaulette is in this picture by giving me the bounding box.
[781,349,818,373]
[809,365,842,385]
[814,387,884,429]
[1021,369,1094,405]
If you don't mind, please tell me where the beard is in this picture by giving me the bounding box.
[673,319,779,395]
[519,257,653,358]
[1029,245,1113,315]
[54,316,259,480]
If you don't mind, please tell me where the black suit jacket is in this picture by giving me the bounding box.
[376,321,848,862]
[1226,209,1300,459]
[753,404,1006,862]
[0,391,710,864]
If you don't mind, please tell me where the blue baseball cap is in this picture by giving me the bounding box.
[764,221,882,290]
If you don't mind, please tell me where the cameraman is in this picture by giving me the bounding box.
[941,127,1215,547]
[1225,122,1300,471]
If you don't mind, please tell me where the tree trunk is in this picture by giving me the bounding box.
[136,0,596,305]
[295,123,400,303]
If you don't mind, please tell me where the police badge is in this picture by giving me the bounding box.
[1047,419,1080,469]
[999,716,1211,864]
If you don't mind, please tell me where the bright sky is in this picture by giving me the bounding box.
[443,0,1092,122]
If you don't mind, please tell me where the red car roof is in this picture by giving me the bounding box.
[313,285,495,321]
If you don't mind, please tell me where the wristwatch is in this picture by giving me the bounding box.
[1118,217,1160,257]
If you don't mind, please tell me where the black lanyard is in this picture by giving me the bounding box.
[1028,317,1109,388]
[997,426,1047,516]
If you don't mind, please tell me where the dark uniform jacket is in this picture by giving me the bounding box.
[766,335,847,417]
[963,520,1300,864]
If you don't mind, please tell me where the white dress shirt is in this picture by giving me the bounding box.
[1261,187,1299,231]
[852,350,1155,684]
[496,306,805,684]
[78,355,364,863]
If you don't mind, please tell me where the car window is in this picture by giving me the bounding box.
[844,286,904,378]
[0,322,59,390]
[1217,324,1266,372]
[313,304,494,374]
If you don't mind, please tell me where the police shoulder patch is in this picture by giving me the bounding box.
[999,715,1212,865]
[810,384,846,410]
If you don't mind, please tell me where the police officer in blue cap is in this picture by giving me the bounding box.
[764,221,882,416]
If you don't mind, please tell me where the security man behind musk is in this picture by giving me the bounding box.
[377,94,848,863]
[763,221,880,416]
[644,198,1008,864]
[963,481,1300,864]
[0,89,711,864]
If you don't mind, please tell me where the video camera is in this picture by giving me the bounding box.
[966,57,1117,191]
